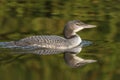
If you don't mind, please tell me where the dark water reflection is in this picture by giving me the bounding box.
[0,0,120,80]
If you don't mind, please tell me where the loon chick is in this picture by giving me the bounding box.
[1,20,96,49]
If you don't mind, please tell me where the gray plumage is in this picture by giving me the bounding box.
[1,35,81,50]
[0,20,96,50]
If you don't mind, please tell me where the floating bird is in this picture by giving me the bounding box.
[0,20,96,49]
[0,20,97,68]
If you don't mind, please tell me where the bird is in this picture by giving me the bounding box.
[0,20,96,50]
[0,20,97,68]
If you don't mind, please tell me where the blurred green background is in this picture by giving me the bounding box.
[0,0,120,80]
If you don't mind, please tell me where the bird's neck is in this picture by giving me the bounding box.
[63,28,82,48]
[66,34,82,49]
[63,30,76,39]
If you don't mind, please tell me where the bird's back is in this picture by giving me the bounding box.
[14,35,70,49]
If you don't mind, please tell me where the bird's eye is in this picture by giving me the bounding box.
[78,22,85,25]
[76,63,80,67]
[76,23,80,26]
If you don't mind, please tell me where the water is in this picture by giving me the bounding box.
[0,0,120,80]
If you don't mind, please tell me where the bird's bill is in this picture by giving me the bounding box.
[84,59,97,63]
[83,24,96,28]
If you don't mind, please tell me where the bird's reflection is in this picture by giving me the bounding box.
[0,40,96,68]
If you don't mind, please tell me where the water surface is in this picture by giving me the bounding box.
[0,0,120,80]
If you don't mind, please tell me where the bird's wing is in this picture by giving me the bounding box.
[14,35,69,49]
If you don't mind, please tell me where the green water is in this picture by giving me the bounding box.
[0,0,120,80]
